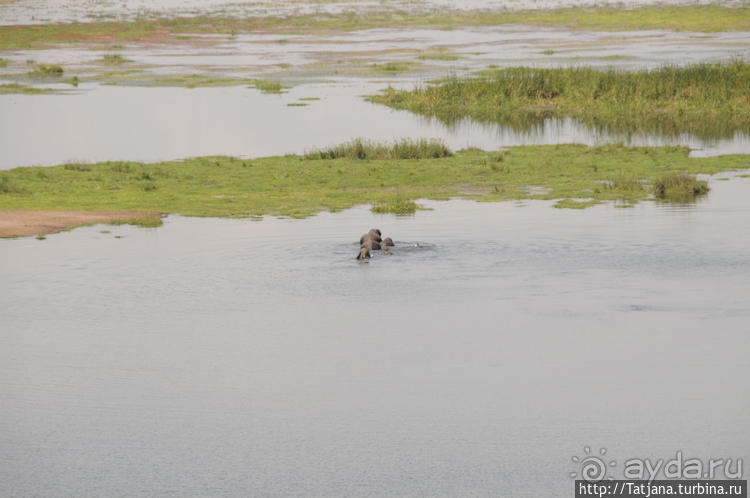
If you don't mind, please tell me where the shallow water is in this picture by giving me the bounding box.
[1,175,749,496]
[1,82,748,169]
[1,23,749,169]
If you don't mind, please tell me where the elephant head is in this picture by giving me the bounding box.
[359,228,382,245]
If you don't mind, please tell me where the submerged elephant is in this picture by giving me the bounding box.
[361,239,381,251]
[382,237,394,247]
[360,228,382,245]
[356,247,371,260]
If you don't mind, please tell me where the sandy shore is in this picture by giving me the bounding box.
[0,210,160,237]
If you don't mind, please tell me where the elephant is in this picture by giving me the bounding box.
[359,228,382,245]
[382,237,394,247]
[361,239,381,251]
[356,247,371,260]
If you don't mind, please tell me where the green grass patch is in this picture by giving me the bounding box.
[653,173,709,202]
[417,51,461,61]
[287,103,308,107]
[249,79,287,93]
[368,62,750,141]
[369,62,413,73]
[554,199,599,209]
[0,82,53,94]
[0,144,747,220]
[99,53,132,64]
[371,196,420,216]
[0,57,7,67]
[27,64,63,77]
[304,138,453,160]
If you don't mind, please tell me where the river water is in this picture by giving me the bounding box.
[1,175,749,496]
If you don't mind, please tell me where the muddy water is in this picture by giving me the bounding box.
[1,175,749,496]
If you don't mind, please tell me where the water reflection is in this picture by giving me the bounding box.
[1,83,748,169]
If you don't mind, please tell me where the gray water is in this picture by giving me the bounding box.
[2,175,749,496]
[1,82,749,170]
[2,23,749,169]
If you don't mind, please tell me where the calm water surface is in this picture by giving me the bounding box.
[1,176,748,496]
[1,82,748,169]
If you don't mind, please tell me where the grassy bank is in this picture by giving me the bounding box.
[0,6,747,51]
[368,62,750,140]
[0,144,747,220]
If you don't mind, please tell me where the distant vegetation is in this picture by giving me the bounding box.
[99,53,132,64]
[0,83,53,94]
[27,64,63,76]
[0,144,745,220]
[368,62,750,140]
[0,6,747,51]
[304,138,453,160]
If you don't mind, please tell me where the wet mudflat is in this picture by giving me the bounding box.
[1,175,749,496]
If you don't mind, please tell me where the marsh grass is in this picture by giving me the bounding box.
[417,51,461,61]
[0,6,746,51]
[653,173,709,202]
[554,199,599,209]
[0,83,51,94]
[608,171,643,191]
[27,64,63,77]
[249,79,287,93]
[100,53,132,64]
[370,62,412,73]
[0,145,745,221]
[368,62,750,140]
[371,197,419,216]
[304,138,453,160]
[0,58,7,67]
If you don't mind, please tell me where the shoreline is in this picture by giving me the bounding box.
[1,144,748,237]
[0,210,162,237]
